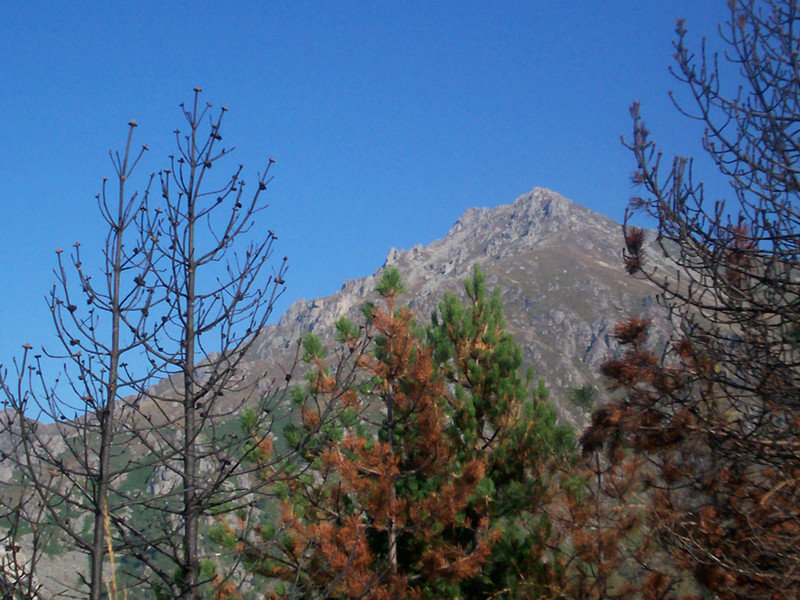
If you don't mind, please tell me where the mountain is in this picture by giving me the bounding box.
[0,187,671,595]
[248,187,668,426]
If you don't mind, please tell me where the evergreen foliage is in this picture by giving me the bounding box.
[235,267,494,599]
[428,264,578,598]
[229,265,579,599]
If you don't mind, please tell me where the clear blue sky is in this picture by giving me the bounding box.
[0,1,731,360]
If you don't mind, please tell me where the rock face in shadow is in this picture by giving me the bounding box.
[250,187,671,426]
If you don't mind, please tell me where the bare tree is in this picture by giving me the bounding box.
[0,89,291,600]
[583,1,800,597]
[117,87,288,599]
[0,406,51,600]
[0,121,157,600]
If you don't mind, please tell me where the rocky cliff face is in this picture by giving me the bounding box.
[249,187,670,426]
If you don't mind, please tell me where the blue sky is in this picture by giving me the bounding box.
[0,1,731,360]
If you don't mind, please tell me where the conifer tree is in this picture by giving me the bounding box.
[229,266,580,599]
[546,446,686,600]
[427,264,578,598]
[234,268,495,599]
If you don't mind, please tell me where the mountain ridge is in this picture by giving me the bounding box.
[250,187,668,425]
[0,187,672,595]
[270,188,622,331]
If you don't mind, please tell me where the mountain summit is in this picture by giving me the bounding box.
[250,188,665,424]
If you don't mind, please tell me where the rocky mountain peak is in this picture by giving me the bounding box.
[380,187,622,280]
[448,187,579,235]
[254,188,668,427]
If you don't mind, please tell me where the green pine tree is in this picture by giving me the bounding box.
[427,264,578,598]
[227,265,579,599]
[233,268,495,599]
